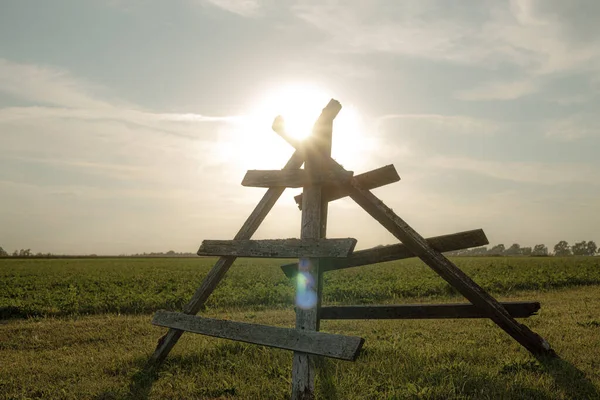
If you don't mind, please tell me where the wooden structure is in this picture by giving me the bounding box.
[148,99,556,399]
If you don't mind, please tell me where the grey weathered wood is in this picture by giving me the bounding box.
[280,229,489,278]
[152,311,364,361]
[336,163,555,356]
[148,150,304,366]
[292,98,341,400]
[294,164,400,210]
[242,169,353,188]
[320,301,541,320]
[273,126,555,357]
[197,238,356,258]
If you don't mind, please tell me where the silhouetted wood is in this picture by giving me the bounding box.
[280,229,489,278]
[320,301,541,320]
[152,311,364,361]
[273,125,555,357]
[294,165,400,209]
[197,238,356,258]
[148,150,304,366]
[242,169,353,188]
[332,159,555,357]
[292,99,341,400]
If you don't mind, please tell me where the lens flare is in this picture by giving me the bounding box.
[295,258,318,309]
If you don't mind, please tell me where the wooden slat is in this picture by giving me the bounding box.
[148,150,304,366]
[280,229,489,278]
[197,238,356,258]
[152,311,364,361]
[273,126,556,358]
[320,301,541,320]
[242,169,353,188]
[294,164,400,209]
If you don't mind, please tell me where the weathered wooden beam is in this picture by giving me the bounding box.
[294,164,400,210]
[272,126,555,357]
[242,169,353,188]
[292,98,341,400]
[197,238,356,258]
[280,229,489,278]
[147,150,304,366]
[331,161,555,357]
[320,301,541,320]
[152,311,364,361]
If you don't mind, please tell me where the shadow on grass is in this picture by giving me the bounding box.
[536,355,600,400]
[315,356,338,399]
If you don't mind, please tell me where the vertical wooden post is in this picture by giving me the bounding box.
[291,100,340,400]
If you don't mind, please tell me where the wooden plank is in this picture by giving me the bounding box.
[320,301,541,320]
[242,169,353,188]
[280,229,489,278]
[147,150,305,366]
[197,238,356,258]
[292,98,341,400]
[152,311,364,361]
[272,127,555,357]
[294,164,400,209]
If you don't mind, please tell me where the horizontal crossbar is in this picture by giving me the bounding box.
[320,301,541,320]
[198,238,357,258]
[294,164,400,209]
[152,311,364,361]
[242,169,353,188]
[280,229,488,277]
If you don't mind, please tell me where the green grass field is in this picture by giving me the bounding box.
[1,257,599,399]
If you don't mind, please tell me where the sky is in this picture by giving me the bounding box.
[1,0,599,255]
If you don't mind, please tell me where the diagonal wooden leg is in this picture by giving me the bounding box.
[335,162,555,357]
[147,150,304,366]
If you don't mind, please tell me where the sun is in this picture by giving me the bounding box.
[216,82,371,175]
[249,83,333,140]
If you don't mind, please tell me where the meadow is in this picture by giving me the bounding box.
[1,256,599,399]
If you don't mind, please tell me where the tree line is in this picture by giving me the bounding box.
[1,242,598,258]
[446,240,599,257]
[0,247,197,258]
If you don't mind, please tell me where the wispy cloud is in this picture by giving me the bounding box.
[376,114,499,136]
[429,156,598,185]
[544,113,600,141]
[200,0,262,17]
[455,79,537,101]
[291,0,600,99]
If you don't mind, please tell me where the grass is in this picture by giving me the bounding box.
[1,257,599,399]
[1,256,599,319]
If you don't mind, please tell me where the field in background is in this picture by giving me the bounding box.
[1,257,599,399]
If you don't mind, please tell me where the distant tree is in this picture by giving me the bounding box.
[12,250,18,257]
[505,243,521,256]
[586,241,598,256]
[532,244,548,256]
[0,247,7,257]
[470,246,488,255]
[521,247,532,256]
[488,244,505,256]
[553,241,571,256]
[572,241,588,256]
[166,250,176,256]
[18,249,31,257]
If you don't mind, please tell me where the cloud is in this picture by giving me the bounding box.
[0,58,118,109]
[428,156,598,185]
[376,113,499,136]
[201,0,262,17]
[544,113,600,141]
[291,0,600,98]
[455,79,537,101]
